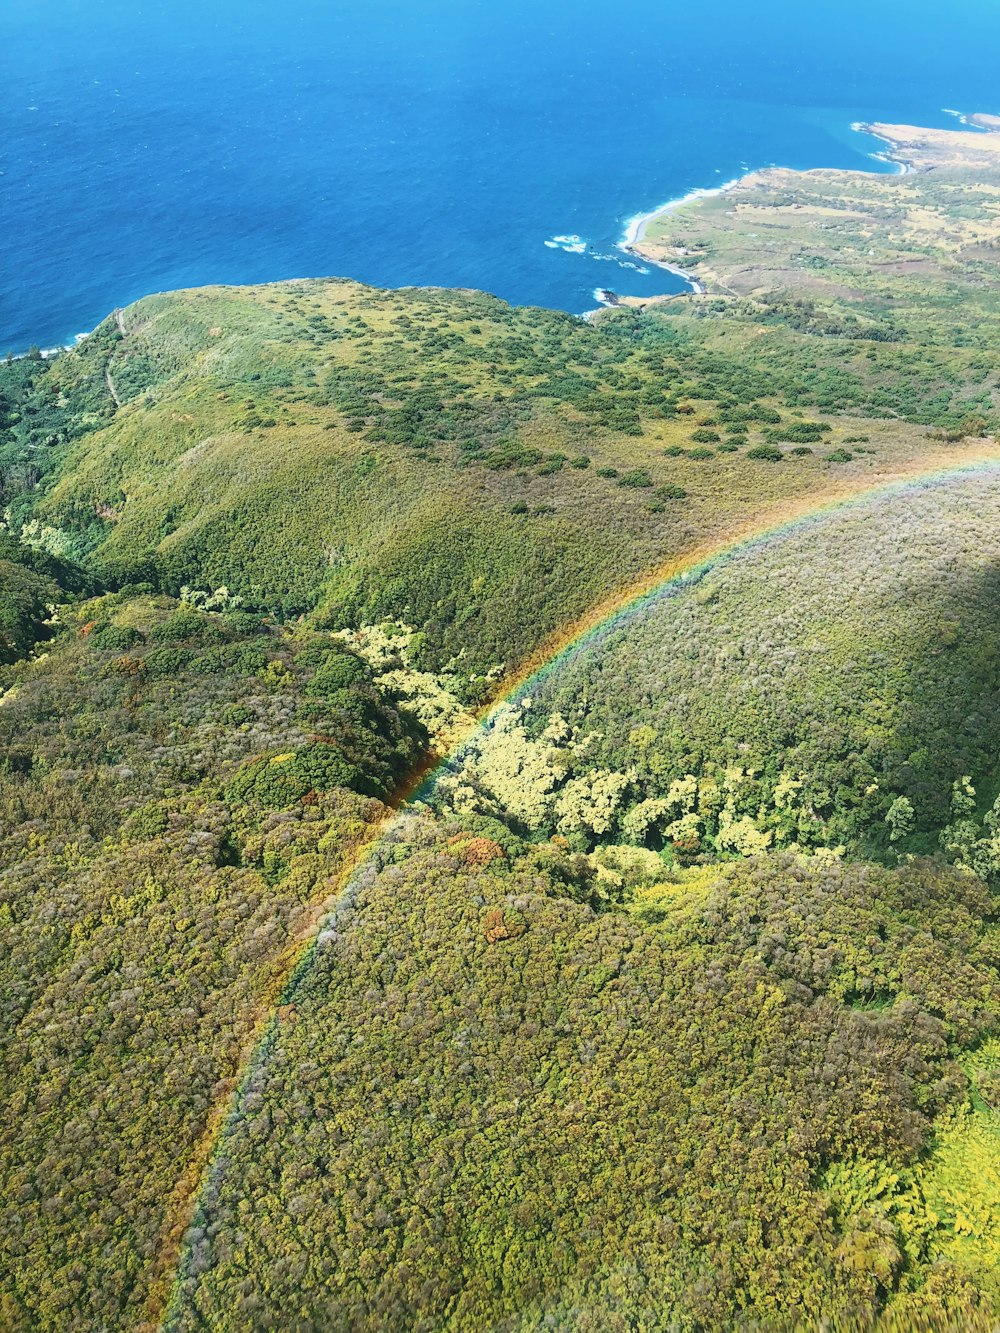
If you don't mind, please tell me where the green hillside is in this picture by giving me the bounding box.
[2,119,1000,1332]
[3,270,994,698]
[448,470,1000,865]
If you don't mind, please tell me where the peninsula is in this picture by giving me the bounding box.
[619,117,1000,309]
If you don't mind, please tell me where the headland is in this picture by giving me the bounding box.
[610,116,1000,308]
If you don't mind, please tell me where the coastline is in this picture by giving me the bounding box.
[850,122,913,176]
[620,177,743,252]
[608,119,935,308]
[608,118,963,307]
[943,108,1000,133]
[616,178,743,297]
[5,331,91,363]
[11,115,999,349]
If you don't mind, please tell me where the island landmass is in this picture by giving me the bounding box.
[2,116,1000,1332]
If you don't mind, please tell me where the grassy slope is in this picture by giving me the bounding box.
[12,268,999,695]
[508,470,1000,857]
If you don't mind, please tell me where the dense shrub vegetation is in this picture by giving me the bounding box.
[0,597,423,1328]
[166,827,999,1330]
[2,127,1000,1330]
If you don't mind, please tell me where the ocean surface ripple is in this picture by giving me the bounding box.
[3,0,1000,350]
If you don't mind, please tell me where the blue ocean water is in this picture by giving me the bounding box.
[4,0,1000,352]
